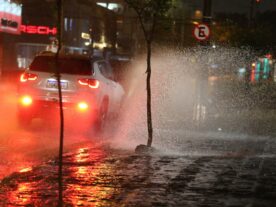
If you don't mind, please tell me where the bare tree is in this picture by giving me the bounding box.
[56,0,64,206]
[124,0,172,148]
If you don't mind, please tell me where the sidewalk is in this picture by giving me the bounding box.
[0,140,276,207]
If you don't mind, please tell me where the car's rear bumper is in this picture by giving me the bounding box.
[17,98,99,121]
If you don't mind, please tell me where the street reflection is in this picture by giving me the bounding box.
[64,147,119,206]
[1,146,122,206]
[19,167,33,173]
[8,182,35,206]
[75,148,89,163]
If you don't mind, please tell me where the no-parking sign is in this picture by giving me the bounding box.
[193,24,210,41]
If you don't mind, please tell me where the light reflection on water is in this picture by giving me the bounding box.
[8,182,35,206]
[1,146,121,206]
[19,167,33,173]
[63,147,118,206]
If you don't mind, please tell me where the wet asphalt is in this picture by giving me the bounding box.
[0,133,276,207]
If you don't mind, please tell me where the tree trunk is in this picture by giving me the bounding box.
[146,41,153,147]
[56,0,64,206]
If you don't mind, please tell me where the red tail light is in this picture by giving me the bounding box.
[20,73,38,82]
[78,79,99,89]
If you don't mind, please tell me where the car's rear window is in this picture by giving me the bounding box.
[29,56,93,75]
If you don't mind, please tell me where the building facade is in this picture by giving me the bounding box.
[0,0,22,77]
[0,0,117,80]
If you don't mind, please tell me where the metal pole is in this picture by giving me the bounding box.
[195,0,213,128]
[203,0,212,19]
[249,0,255,27]
[202,0,212,44]
[249,0,260,27]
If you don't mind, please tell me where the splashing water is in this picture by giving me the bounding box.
[108,46,275,155]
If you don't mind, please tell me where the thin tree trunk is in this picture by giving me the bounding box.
[56,0,64,206]
[146,41,153,147]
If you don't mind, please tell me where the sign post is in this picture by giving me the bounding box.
[193,23,211,127]
[192,0,213,128]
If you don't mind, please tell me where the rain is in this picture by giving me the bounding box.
[0,0,276,206]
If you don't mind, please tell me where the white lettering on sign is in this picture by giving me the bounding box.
[193,24,210,41]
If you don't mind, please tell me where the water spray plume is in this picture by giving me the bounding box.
[110,46,256,155]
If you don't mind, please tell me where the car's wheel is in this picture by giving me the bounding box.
[94,100,108,134]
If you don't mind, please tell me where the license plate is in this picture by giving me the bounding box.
[46,80,68,89]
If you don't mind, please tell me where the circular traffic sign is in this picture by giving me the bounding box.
[193,24,210,41]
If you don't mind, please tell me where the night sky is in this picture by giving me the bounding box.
[191,0,276,13]
[213,0,276,13]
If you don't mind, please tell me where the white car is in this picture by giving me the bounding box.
[17,52,125,132]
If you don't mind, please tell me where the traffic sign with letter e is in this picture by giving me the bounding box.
[193,24,210,41]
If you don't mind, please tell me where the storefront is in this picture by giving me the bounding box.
[17,24,57,69]
[0,0,22,78]
[0,0,117,81]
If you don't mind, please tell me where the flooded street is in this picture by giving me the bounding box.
[0,133,275,206]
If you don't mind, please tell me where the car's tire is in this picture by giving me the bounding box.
[94,100,108,134]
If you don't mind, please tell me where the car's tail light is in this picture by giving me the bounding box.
[20,73,38,82]
[77,101,89,111]
[78,78,99,89]
[20,95,33,106]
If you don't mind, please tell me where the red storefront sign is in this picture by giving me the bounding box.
[20,25,57,35]
[0,0,22,35]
